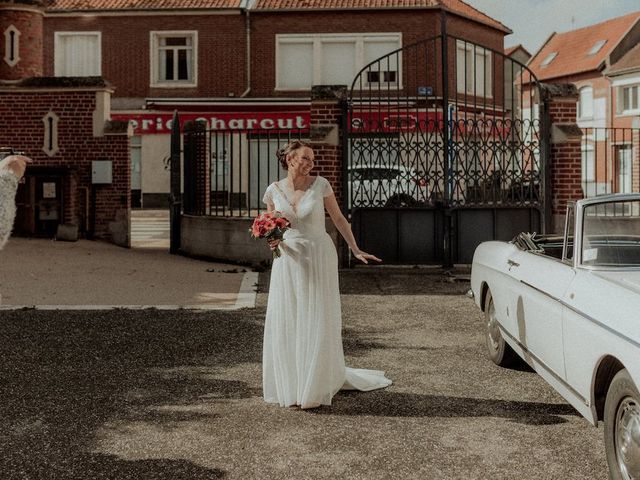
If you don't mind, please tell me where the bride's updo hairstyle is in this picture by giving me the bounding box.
[276,140,311,170]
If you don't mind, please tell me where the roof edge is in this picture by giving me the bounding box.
[250,4,511,34]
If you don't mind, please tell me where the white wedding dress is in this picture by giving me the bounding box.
[262,175,392,408]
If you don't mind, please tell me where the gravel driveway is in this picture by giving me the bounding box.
[0,269,607,479]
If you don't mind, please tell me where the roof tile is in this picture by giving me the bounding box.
[608,42,640,75]
[528,12,640,81]
[47,0,242,10]
[46,0,509,33]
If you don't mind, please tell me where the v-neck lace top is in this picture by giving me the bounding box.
[263,176,334,238]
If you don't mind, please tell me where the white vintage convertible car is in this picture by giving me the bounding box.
[470,193,640,480]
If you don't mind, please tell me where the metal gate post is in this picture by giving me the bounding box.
[440,12,453,268]
[340,98,352,268]
[169,110,181,254]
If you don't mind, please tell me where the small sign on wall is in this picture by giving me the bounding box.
[92,160,113,184]
[42,182,57,199]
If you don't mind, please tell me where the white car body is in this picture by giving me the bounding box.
[470,194,640,478]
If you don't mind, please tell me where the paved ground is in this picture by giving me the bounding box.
[131,210,170,250]
[0,269,608,479]
[0,238,254,309]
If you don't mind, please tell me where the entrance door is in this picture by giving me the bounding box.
[35,176,63,236]
[14,176,36,235]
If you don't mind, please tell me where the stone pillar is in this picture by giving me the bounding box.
[541,83,583,233]
[182,120,209,215]
[0,1,44,83]
[310,85,348,265]
[310,85,347,207]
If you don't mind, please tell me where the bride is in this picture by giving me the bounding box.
[262,140,392,409]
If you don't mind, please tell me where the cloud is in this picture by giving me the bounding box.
[465,0,640,54]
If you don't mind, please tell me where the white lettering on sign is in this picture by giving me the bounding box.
[112,112,311,134]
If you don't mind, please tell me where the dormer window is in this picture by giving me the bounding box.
[541,52,557,67]
[588,40,607,56]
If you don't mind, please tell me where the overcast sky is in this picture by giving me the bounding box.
[465,0,640,55]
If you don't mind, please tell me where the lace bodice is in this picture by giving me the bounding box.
[262,176,334,238]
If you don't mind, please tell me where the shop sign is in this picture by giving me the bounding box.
[111,112,310,135]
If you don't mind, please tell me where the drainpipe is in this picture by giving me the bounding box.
[240,7,251,97]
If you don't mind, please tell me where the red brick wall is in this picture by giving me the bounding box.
[549,100,578,124]
[43,13,247,98]
[0,88,130,241]
[42,9,504,100]
[550,142,583,216]
[250,10,505,98]
[548,97,583,218]
[0,7,43,80]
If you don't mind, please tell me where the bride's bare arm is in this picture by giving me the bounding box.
[324,192,381,264]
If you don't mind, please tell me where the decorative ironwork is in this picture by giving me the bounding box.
[346,31,546,265]
[347,34,543,211]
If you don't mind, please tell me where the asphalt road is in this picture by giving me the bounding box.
[0,269,607,479]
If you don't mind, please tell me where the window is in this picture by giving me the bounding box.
[276,33,402,90]
[540,52,557,67]
[618,145,633,194]
[456,40,492,96]
[588,39,607,56]
[578,86,594,119]
[150,31,197,87]
[54,32,101,76]
[619,85,639,114]
[4,25,20,67]
[581,147,595,197]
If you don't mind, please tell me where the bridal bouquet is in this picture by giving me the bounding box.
[250,212,291,258]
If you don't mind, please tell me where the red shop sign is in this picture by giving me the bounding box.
[111,112,311,135]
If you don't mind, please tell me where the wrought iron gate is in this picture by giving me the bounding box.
[346,32,545,265]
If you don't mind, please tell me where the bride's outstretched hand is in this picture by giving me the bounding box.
[352,249,382,264]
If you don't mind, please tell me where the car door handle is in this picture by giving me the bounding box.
[507,259,520,268]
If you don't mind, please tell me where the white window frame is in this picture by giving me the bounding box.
[275,33,402,91]
[150,30,198,88]
[4,25,20,67]
[578,85,594,120]
[42,111,60,157]
[456,40,493,97]
[54,31,102,76]
[617,84,640,116]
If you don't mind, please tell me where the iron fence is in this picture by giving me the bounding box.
[581,127,640,198]
[347,34,543,211]
[183,126,308,217]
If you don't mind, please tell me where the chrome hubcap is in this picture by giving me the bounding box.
[487,301,501,352]
[616,396,640,480]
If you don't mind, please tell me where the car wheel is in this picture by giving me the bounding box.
[484,289,517,368]
[604,369,640,480]
[385,194,417,208]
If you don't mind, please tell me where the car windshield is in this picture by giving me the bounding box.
[582,200,640,267]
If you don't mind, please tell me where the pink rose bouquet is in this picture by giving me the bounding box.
[250,212,291,258]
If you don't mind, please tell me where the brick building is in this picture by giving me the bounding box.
[41,0,512,208]
[527,12,640,196]
[0,0,130,245]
